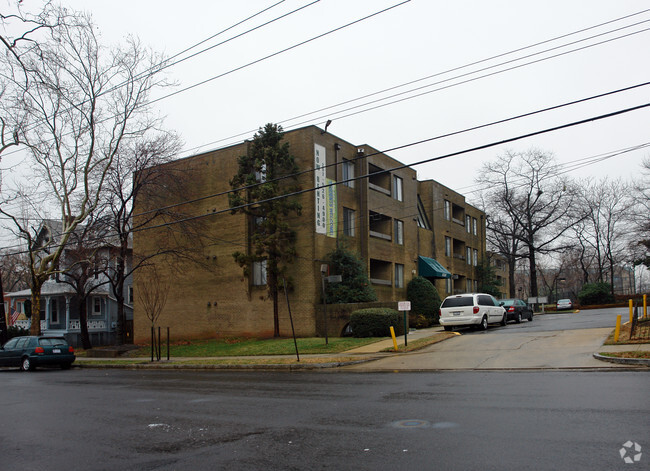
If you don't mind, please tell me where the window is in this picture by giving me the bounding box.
[253,260,267,286]
[128,286,134,304]
[445,236,451,257]
[473,249,478,266]
[466,247,471,265]
[93,297,102,315]
[394,219,404,245]
[416,195,431,229]
[393,175,403,201]
[342,160,354,188]
[444,200,451,220]
[395,264,404,288]
[466,279,472,292]
[343,207,355,237]
[474,280,478,292]
[51,299,58,324]
[472,217,477,235]
[466,215,471,233]
[445,278,452,294]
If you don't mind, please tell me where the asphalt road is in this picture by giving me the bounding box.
[0,368,647,470]
[344,308,634,371]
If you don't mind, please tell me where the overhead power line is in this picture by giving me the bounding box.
[133,101,650,234]
[135,81,650,217]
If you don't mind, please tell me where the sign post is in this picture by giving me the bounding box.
[398,301,411,347]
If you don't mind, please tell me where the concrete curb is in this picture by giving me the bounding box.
[592,353,650,366]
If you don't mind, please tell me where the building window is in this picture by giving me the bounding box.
[473,249,478,266]
[51,300,58,324]
[128,286,134,304]
[253,260,267,286]
[466,247,472,265]
[395,264,404,288]
[466,279,472,292]
[342,159,354,188]
[472,217,477,235]
[394,219,404,245]
[474,280,478,292]
[445,236,451,257]
[466,215,471,233]
[444,200,451,220]
[93,297,102,316]
[343,207,355,237]
[393,175,403,201]
[445,277,452,294]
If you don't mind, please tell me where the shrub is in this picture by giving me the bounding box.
[349,308,404,338]
[406,276,441,326]
[578,282,615,305]
[6,325,28,339]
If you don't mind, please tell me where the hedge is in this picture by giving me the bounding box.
[349,307,405,338]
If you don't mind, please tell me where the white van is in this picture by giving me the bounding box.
[439,293,506,331]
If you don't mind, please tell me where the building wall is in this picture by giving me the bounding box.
[133,126,483,341]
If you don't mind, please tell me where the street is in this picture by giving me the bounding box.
[0,307,647,470]
[0,368,647,470]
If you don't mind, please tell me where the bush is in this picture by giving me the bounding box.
[578,282,615,305]
[406,276,441,326]
[6,325,28,339]
[349,308,404,338]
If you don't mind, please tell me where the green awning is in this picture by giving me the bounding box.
[418,256,451,279]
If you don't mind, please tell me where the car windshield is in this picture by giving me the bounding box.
[39,338,67,347]
[501,299,515,306]
[441,296,474,308]
[558,299,571,303]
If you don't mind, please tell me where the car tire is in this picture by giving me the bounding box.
[515,313,522,324]
[60,363,72,370]
[444,326,452,332]
[528,313,534,322]
[480,316,488,331]
[20,357,33,371]
[500,312,507,326]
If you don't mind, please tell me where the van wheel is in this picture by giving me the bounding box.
[500,312,507,326]
[480,316,488,331]
[444,326,452,332]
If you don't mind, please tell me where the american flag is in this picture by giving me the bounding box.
[9,308,20,326]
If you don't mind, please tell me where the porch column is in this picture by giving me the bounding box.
[45,297,50,330]
[65,296,71,332]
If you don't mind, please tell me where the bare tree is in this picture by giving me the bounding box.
[630,157,650,268]
[137,265,169,328]
[479,149,581,297]
[0,6,171,335]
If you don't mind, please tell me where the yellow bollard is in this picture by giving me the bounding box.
[389,326,399,352]
[644,294,647,319]
[614,315,621,343]
[629,299,633,323]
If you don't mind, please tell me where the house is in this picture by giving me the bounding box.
[132,125,486,342]
[5,220,134,347]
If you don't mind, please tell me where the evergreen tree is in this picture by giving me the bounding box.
[476,257,503,298]
[229,124,301,337]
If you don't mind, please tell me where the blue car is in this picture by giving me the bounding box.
[0,336,76,371]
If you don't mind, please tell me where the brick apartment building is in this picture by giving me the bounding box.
[133,126,486,342]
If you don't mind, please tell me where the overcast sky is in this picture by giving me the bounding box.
[12,1,650,200]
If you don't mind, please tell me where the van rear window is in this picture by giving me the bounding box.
[441,297,473,308]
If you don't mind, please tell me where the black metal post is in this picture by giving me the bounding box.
[283,277,299,362]
[167,327,170,361]
[150,326,154,362]
[157,326,161,361]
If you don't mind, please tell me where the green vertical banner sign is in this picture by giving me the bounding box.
[326,178,337,238]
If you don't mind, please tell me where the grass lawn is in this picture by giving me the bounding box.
[122,336,384,357]
[598,351,650,359]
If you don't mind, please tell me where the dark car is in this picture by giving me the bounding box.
[500,298,534,323]
[0,336,75,371]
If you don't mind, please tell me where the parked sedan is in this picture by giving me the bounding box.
[500,298,534,323]
[0,336,75,371]
[556,299,574,311]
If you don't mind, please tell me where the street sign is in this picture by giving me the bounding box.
[398,301,411,311]
[326,275,342,283]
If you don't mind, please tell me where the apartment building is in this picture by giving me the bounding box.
[132,126,486,341]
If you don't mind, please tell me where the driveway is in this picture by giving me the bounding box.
[344,308,631,371]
